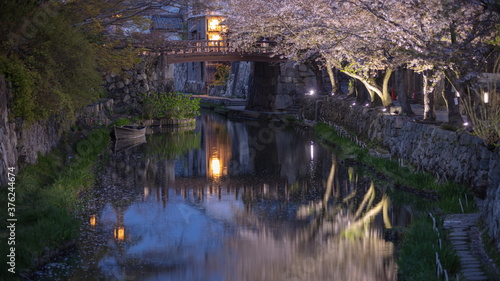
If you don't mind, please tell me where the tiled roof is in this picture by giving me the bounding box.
[151,15,184,30]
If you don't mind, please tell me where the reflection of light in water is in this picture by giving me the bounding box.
[211,158,221,176]
[90,215,96,227]
[114,227,125,241]
[310,141,314,160]
[144,186,149,199]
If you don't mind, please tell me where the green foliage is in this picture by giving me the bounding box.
[212,64,231,86]
[144,130,201,160]
[142,92,201,120]
[398,217,460,281]
[112,117,131,127]
[0,128,110,278]
[0,0,39,44]
[0,10,103,125]
[0,55,40,123]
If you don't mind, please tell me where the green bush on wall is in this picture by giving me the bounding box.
[142,92,200,120]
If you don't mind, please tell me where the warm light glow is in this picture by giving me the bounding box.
[209,19,219,31]
[115,227,125,241]
[144,186,149,198]
[211,158,221,176]
[456,91,460,98]
[210,34,221,41]
[90,215,96,227]
[484,92,489,104]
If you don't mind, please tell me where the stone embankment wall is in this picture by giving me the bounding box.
[174,63,206,95]
[103,55,175,111]
[0,75,112,186]
[301,96,500,249]
[247,61,327,111]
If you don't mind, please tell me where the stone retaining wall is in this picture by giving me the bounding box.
[103,55,175,111]
[300,95,500,249]
[0,75,113,185]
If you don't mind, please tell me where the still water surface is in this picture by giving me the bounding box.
[36,112,411,281]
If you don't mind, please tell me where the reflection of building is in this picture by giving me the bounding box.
[113,205,128,242]
[204,116,232,179]
[187,14,228,91]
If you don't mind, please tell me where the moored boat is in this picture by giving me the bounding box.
[113,125,146,140]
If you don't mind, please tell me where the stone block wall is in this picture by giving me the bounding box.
[247,61,326,111]
[174,63,206,95]
[103,55,175,111]
[224,61,254,98]
[301,96,500,249]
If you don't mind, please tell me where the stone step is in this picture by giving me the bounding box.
[443,213,489,281]
[464,274,488,281]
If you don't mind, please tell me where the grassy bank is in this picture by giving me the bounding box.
[0,128,110,280]
[314,122,477,281]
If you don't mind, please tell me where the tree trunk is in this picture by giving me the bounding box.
[340,70,391,106]
[443,85,464,126]
[423,71,437,121]
[443,69,465,126]
[326,60,339,94]
[395,67,414,115]
[381,69,394,107]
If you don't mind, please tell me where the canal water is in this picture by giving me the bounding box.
[34,112,412,281]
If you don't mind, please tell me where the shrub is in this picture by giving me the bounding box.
[142,92,200,120]
[0,12,103,125]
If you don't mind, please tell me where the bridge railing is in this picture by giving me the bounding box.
[149,40,276,55]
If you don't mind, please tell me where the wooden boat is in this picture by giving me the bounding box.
[113,125,146,140]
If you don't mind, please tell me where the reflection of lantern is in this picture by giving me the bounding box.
[209,19,219,31]
[211,158,221,176]
[114,227,125,241]
[484,92,489,104]
[144,186,150,199]
[90,215,96,227]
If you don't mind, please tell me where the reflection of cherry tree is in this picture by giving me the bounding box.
[224,155,396,281]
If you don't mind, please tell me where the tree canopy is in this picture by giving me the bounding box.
[222,0,500,111]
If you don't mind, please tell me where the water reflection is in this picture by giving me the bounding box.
[36,113,412,281]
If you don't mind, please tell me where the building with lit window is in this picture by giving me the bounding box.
[185,14,228,93]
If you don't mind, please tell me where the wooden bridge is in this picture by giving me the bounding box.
[140,40,287,63]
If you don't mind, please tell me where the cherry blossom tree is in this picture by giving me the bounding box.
[222,0,499,121]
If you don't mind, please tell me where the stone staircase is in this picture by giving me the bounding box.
[443,213,488,280]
